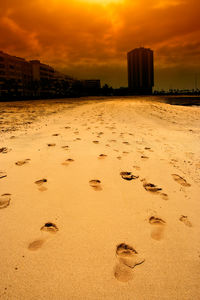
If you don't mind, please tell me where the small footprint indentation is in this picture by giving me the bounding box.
[0,171,7,179]
[142,181,162,193]
[89,180,102,191]
[0,194,11,209]
[28,239,45,251]
[15,159,30,166]
[149,216,166,241]
[172,174,191,187]
[141,155,149,161]
[179,215,192,227]
[40,222,59,233]
[35,179,47,191]
[114,243,145,282]
[120,172,139,181]
[62,158,74,166]
[98,154,107,159]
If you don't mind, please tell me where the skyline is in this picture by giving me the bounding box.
[0,0,200,90]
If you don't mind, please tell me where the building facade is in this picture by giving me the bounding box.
[127,47,154,95]
[30,60,56,97]
[0,51,76,99]
[0,51,32,98]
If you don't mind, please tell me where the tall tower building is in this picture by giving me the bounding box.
[127,47,154,95]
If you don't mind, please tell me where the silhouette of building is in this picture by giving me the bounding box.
[0,50,102,99]
[127,47,154,95]
[81,79,101,95]
[0,51,32,98]
[82,79,101,89]
[0,50,76,99]
[30,60,55,97]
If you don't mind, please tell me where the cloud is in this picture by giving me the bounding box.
[0,0,199,89]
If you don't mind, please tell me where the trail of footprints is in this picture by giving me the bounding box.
[0,114,194,284]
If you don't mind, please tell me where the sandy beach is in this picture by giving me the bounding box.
[0,97,200,300]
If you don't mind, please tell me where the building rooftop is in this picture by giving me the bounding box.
[127,47,152,54]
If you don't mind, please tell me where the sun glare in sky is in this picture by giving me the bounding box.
[81,0,123,4]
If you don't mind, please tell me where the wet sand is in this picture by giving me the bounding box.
[0,97,200,299]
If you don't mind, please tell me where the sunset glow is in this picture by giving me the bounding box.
[0,0,199,89]
[81,0,123,3]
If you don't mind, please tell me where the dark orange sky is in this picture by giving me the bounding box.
[0,0,200,89]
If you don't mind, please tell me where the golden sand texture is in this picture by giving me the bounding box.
[0,97,200,299]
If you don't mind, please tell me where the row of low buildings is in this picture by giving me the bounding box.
[0,51,101,99]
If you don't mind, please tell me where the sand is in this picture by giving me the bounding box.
[0,97,200,299]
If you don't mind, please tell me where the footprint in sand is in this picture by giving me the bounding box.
[93,141,99,144]
[142,180,162,193]
[122,151,129,155]
[172,174,191,187]
[144,147,153,152]
[133,166,141,171]
[141,155,149,161]
[98,132,104,136]
[123,142,130,145]
[149,216,166,241]
[89,180,102,191]
[114,243,145,282]
[120,172,139,181]
[47,143,56,147]
[160,193,169,200]
[52,133,59,136]
[62,145,69,150]
[0,194,11,209]
[41,222,59,233]
[35,179,47,191]
[65,126,71,129]
[62,158,74,166]
[117,156,122,160]
[28,239,45,251]
[28,222,59,251]
[98,154,107,159]
[142,179,168,200]
[179,215,192,227]
[0,171,7,179]
[0,147,11,154]
[15,159,30,166]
